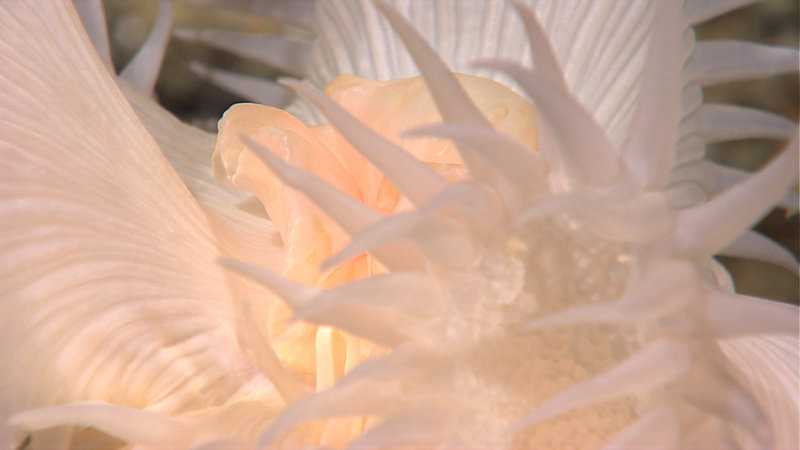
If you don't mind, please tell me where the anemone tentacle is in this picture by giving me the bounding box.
[283,79,450,207]
[118,0,173,91]
[213,2,798,447]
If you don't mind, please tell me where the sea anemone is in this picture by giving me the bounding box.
[0,0,797,449]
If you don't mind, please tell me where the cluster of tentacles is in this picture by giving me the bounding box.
[2,0,798,448]
[213,1,799,448]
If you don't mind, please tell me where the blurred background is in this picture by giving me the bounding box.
[100,0,799,303]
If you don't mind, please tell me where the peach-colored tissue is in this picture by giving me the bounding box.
[213,72,537,385]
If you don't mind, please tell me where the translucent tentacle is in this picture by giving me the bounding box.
[682,103,797,143]
[404,123,547,195]
[283,79,449,207]
[241,135,381,235]
[682,0,760,26]
[685,41,800,86]
[174,29,310,77]
[10,403,193,447]
[600,405,680,450]
[706,290,800,337]
[522,260,700,331]
[474,59,621,187]
[322,208,480,272]
[235,299,308,403]
[372,0,500,183]
[721,230,798,274]
[508,0,566,88]
[189,61,294,107]
[119,0,173,92]
[349,405,451,449]
[511,339,692,433]
[675,358,773,447]
[622,1,684,190]
[219,258,319,311]
[673,131,799,256]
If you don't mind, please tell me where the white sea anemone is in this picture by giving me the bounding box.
[0,0,797,449]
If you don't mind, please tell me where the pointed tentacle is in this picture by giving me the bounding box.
[259,347,440,445]
[685,41,800,86]
[721,230,798,274]
[474,59,621,187]
[404,123,547,195]
[511,339,692,433]
[706,290,800,337]
[522,260,700,331]
[579,191,675,243]
[219,258,319,311]
[224,258,441,346]
[189,61,294,107]
[119,0,173,93]
[173,28,310,76]
[621,1,684,190]
[10,403,193,447]
[670,159,800,213]
[372,1,488,127]
[283,79,449,208]
[322,208,480,272]
[290,274,445,346]
[293,273,445,321]
[515,194,582,226]
[508,0,567,88]
[321,179,502,272]
[673,130,799,256]
[517,191,674,243]
[674,357,773,447]
[235,298,308,403]
[682,0,761,26]
[421,181,507,230]
[240,135,381,235]
[349,405,451,449]
[682,103,797,143]
[600,405,680,450]
[372,0,500,183]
